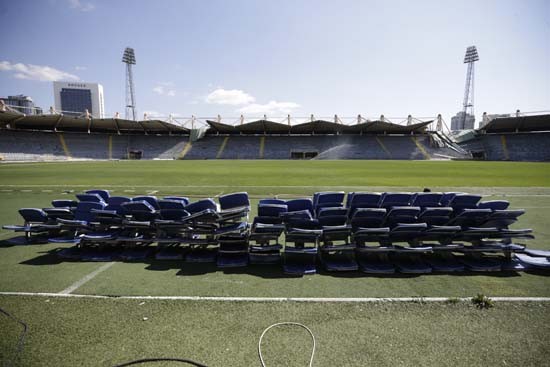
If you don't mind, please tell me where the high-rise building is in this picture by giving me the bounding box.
[0,94,40,115]
[450,111,475,130]
[53,81,105,118]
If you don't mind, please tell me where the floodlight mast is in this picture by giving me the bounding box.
[122,47,137,121]
[461,46,479,127]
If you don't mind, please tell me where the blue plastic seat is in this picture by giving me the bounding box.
[346,192,382,216]
[259,198,286,206]
[122,201,158,222]
[411,192,443,208]
[85,189,110,201]
[285,198,314,217]
[448,194,482,212]
[313,191,345,214]
[219,192,250,210]
[163,196,190,206]
[51,199,78,209]
[76,193,105,203]
[379,192,413,209]
[258,203,287,217]
[477,200,510,211]
[384,206,421,227]
[132,196,160,210]
[418,207,453,226]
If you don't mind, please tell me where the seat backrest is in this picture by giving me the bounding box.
[107,196,131,206]
[132,196,160,210]
[440,192,463,206]
[385,206,421,226]
[74,201,106,222]
[158,200,187,210]
[380,193,413,208]
[447,208,492,227]
[418,207,453,226]
[258,204,288,217]
[317,207,349,218]
[477,200,510,211]
[85,189,110,201]
[286,217,320,230]
[219,192,250,210]
[281,210,313,222]
[313,192,345,209]
[259,198,286,206]
[51,199,78,208]
[76,193,105,203]
[43,208,74,220]
[185,198,217,214]
[350,208,387,229]
[481,209,524,229]
[347,192,382,209]
[160,208,190,221]
[19,208,48,223]
[411,192,443,207]
[163,196,190,206]
[318,215,348,227]
[286,198,313,215]
[158,200,189,220]
[449,194,482,210]
[122,201,157,221]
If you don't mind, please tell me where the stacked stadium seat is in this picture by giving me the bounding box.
[3,190,550,273]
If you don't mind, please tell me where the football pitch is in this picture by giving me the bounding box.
[0,160,549,366]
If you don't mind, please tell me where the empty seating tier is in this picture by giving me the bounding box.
[0,129,472,161]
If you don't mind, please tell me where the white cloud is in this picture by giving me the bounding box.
[0,61,80,82]
[238,100,300,115]
[205,88,255,105]
[68,0,95,12]
[152,84,176,97]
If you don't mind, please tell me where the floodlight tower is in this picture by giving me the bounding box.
[461,46,479,127]
[122,47,137,121]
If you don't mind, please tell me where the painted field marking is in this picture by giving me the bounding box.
[59,262,115,295]
[1,292,550,302]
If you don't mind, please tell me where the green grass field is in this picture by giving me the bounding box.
[0,160,549,366]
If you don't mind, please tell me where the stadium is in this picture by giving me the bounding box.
[1,1,550,367]
[1,107,550,366]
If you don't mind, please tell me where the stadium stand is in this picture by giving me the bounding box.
[0,130,66,161]
[3,111,549,161]
[0,111,474,161]
[458,114,550,161]
[4,190,550,273]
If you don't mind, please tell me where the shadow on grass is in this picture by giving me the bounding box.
[19,248,70,266]
[13,244,550,278]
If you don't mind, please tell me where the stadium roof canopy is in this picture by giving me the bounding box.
[0,111,189,135]
[206,119,433,135]
[479,114,550,133]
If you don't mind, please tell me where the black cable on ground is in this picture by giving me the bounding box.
[113,358,208,367]
[0,306,28,367]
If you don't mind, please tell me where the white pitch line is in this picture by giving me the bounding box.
[1,292,550,302]
[59,262,115,294]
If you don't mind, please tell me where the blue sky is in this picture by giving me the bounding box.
[0,0,548,125]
